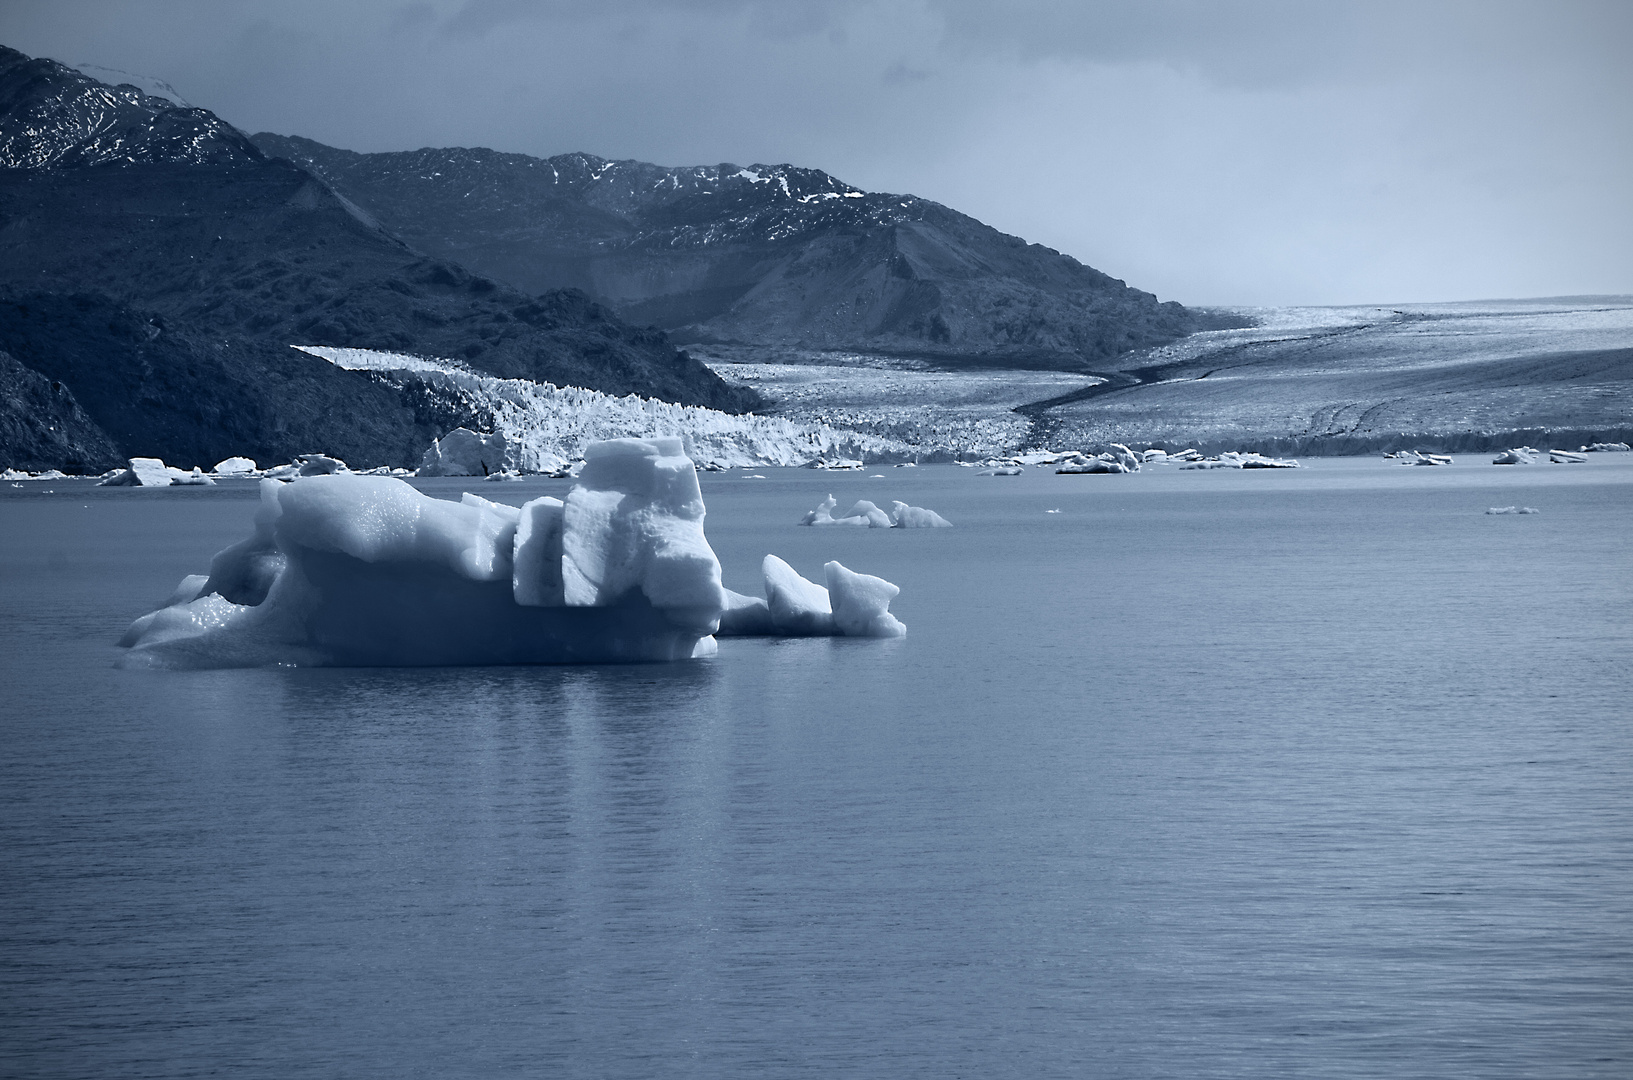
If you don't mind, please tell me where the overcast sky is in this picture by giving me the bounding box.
[5,0,1630,307]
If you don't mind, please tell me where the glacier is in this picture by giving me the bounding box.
[118,437,906,668]
[297,346,914,470]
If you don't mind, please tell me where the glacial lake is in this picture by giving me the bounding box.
[2,456,1630,1078]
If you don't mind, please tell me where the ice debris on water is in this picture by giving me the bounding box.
[117,437,907,668]
[212,457,257,475]
[1385,450,1452,465]
[716,555,905,639]
[799,494,950,527]
[1486,506,1540,515]
[1492,447,1540,465]
[1581,442,1630,452]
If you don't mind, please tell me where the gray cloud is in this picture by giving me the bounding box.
[2,0,1629,305]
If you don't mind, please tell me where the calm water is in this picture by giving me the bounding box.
[2,458,1630,1078]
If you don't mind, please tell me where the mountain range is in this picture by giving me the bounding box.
[253,134,1206,367]
[0,43,1206,471]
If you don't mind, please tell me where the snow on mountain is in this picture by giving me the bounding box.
[0,47,260,168]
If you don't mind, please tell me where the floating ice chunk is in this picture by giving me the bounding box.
[1141,449,1168,462]
[804,457,863,470]
[762,554,834,635]
[212,457,257,475]
[420,428,510,477]
[297,454,349,476]
[800,494,888,526]
[1390,450,1451,465]
[889,500,951,528]
[1549,449,1586,463]
[1057,458,1127,474]
[119,437,724,667]
[840,500,893,528]
[1107,444,1142,471]
[1492,447,1540,465]
[98,457,174,487]
[1582,442,1630,452]
[1486,506,1540,514]
[824,561,906,638]
[979,467,1023,476]
[717,587,774,636]
[169,466,216,486]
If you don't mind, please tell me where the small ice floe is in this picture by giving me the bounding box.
[1492,447,1541,465]
[1180,452,1299,470]
[894,462,918,467]
[870,474,886,478]
[744,474,767,479]
[212,457,258,476]
[979,466,1024,476]
[1057,444,1144,473]
[803,457,864,470]
[484,469,525,481]
[716,555,904,638]
[1045,508,1062,514]
[98,457,177,487]
[1058,458,1128,474]
[169,467,215,486]
[2,468,71,480]
[1141,449,1169,462]
[1486,506,1540,515]
[1387,450,1452,465]
[889,501,951,528]
[1548,449,1586,464]
[1581,442,1630,452]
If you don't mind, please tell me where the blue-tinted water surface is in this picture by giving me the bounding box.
[2,457,1630,1077]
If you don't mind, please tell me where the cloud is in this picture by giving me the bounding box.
[1,0,1628,304]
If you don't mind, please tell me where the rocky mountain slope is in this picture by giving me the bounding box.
[254,134,1207,369]
[0,45,755,470]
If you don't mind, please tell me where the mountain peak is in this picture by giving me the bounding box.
[0,46,260,169]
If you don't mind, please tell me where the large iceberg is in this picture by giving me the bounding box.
[120,437,727,668]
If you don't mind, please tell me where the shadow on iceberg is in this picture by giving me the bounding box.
[118,437,905,669]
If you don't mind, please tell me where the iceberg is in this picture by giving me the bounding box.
[98,457,175,487]
[419,428,511,477]
[1548,449,1586,463]
[721,555,904,638]
[1581,442,1630,452]
[889,501,951,528]
[1486,506,1540,515]
[212,457,258,475]
[119,437,726,668]
[1492,447,1540,465]
[799,494,890,527]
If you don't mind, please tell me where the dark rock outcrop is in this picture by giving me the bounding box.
[0,349,122,472]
